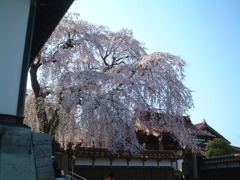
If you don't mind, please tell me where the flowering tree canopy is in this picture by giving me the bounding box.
[24,13,195,153]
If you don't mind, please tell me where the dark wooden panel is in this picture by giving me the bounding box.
[128,168,137,180]
[143,168,152,180]
[165,168,174,180]
[74,166,174,180]
[102,167,112,180]
[151,168,159,180]
[200,168,240,180]
[74,166,93,180]
[159,168,166,180]
[84,167,93,180]
[120,167,129,180]
[136,168,144,180]
[94,167,104,180]
[111,167,121,180]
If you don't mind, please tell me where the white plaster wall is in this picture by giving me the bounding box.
[217,163,228,168]
[129,159,142,167]
[228,162,239,168]
[159,160,171,166]
[75,158,92,166]
[0,0,30,115]
[202,162,240,170]
[144,159,158,167]
[94,158,110,166]
[171,161,177,169]
[177,159,183,170]
[112,159,127,166]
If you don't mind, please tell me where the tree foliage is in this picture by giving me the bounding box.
[205,138,235,157]
[24,13,195,152]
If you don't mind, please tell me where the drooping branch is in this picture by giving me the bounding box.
[25,12,195,153]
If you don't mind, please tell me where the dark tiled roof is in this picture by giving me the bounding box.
[74,147,182,160]
[195,121,206,129]
[136,112,215,140]
[182,117,215,139]
[232,146,240,153]
[194,120,229,143]
[202,154,240,165]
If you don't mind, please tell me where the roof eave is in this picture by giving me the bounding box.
[30,0,74,64]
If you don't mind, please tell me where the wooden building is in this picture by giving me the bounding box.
[195,120,240,154]
[54,114,215,180]
[195,120,229,143]
[200,154,240,180]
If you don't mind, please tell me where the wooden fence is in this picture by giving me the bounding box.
[73,166,174,180]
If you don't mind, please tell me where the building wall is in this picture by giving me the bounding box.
[75,157,174,168]
[0,125,37,179]
[74,166,174,180]
[73,157,174,180]
[0,0,30,115]
[0,125,55,180]
[200,168,240,180]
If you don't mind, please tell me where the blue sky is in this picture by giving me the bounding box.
[68,0,240,147]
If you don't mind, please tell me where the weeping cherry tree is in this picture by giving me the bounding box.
[24,13,196,153]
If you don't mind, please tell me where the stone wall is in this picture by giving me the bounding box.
[0,125,55,180]
[32,132,55,180]
[0,125,37,179]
